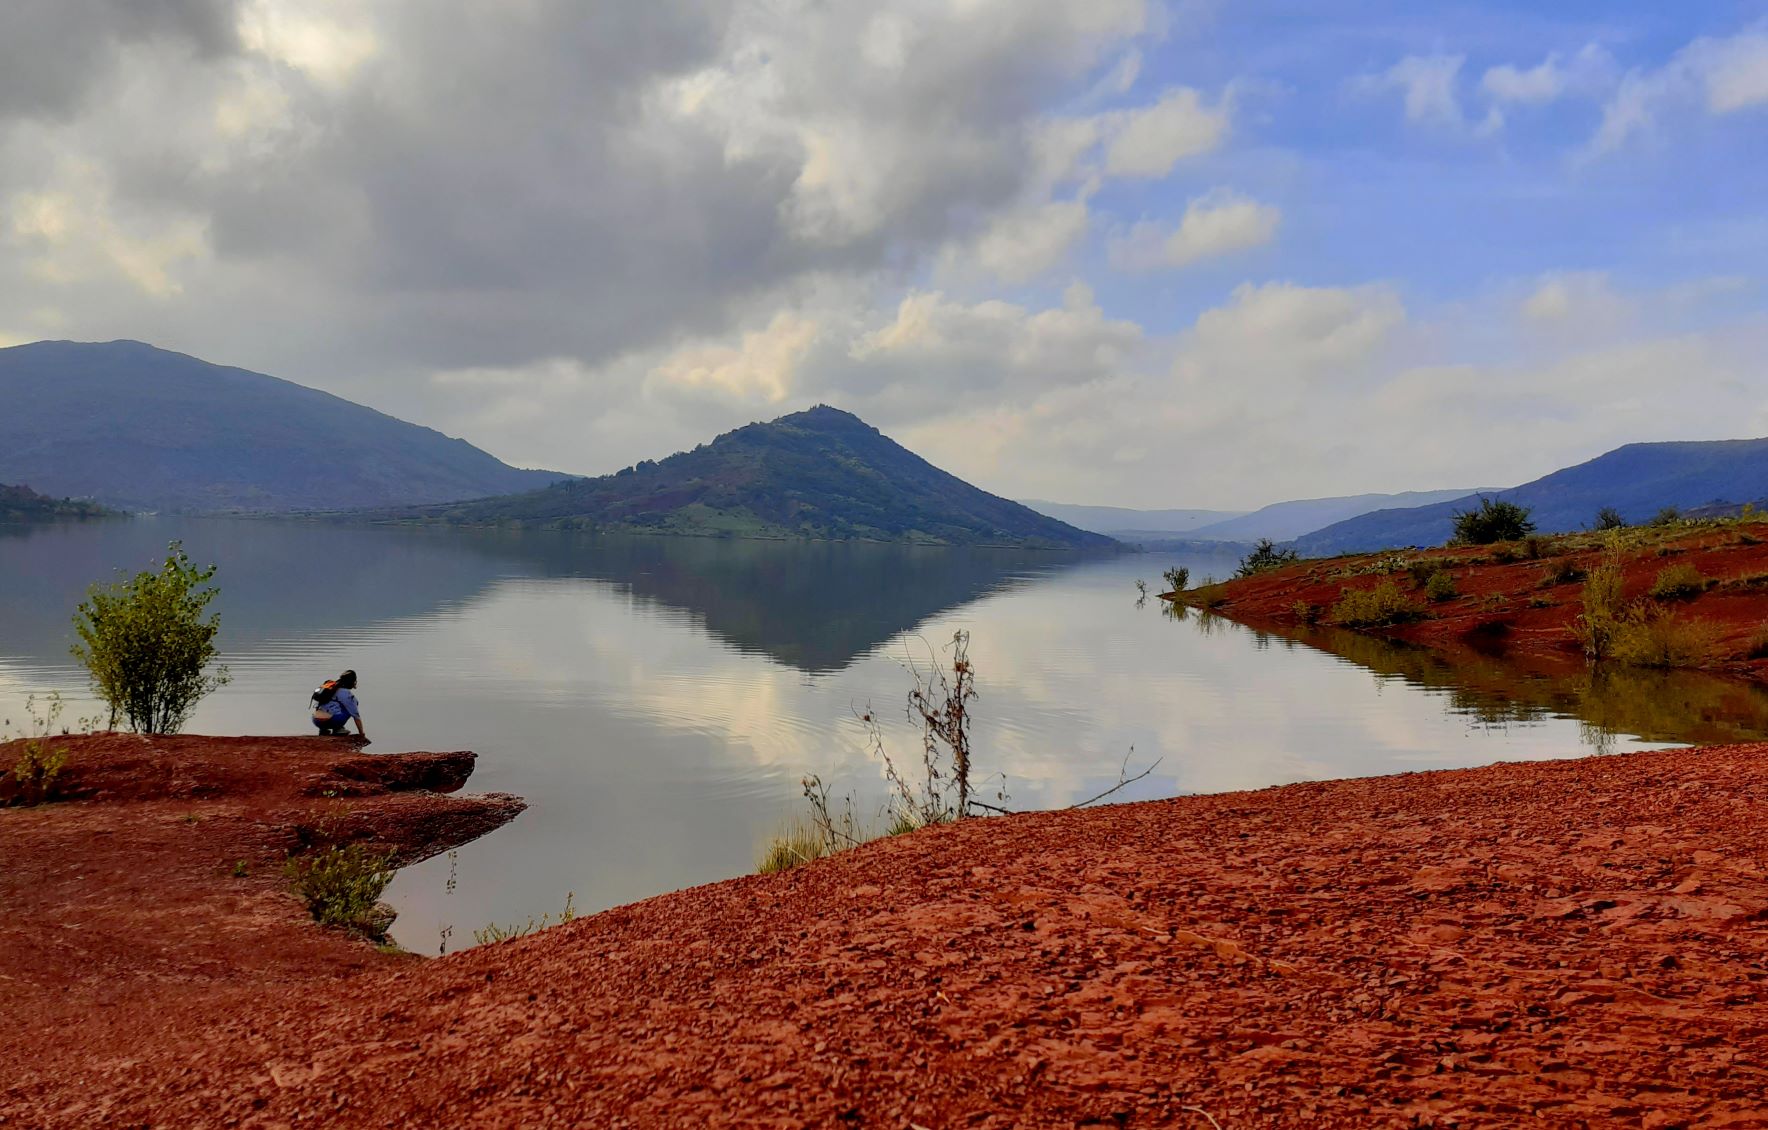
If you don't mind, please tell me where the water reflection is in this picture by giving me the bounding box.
[8,525,1761,953]
[0,519,1080,676]
[1167,602,1768,751]
[435,529,1080,672]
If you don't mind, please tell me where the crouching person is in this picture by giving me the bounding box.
[310,669,369,742]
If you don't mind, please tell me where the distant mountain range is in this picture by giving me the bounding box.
[1024,489,1485,544]
[1016,501,1246,537]
[0,340,571,512]
[1293,438,1768,555]
[1184,489,1493,543]
[379,405,1112,549]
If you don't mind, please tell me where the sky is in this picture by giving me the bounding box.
[1,1,1766,510]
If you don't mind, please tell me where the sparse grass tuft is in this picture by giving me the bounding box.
[1541,559,1586,586]
[1650,562,1708,601]
[757,819,835,874]
[1290,600,1321,625]
[473,892,577,945]
[2,695,71,808]
[1746,625,1768,660]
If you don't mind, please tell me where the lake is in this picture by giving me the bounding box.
[5,517,1768,953]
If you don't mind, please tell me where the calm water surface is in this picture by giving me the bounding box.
[4,518,1766,952]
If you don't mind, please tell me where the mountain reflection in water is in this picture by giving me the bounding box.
[0,519,1081,676]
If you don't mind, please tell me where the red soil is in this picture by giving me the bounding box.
[0,733,521,1124]
[1183,523,1768,681]
[6,736,1767,1127]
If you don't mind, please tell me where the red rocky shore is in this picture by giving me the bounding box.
[3,736,1766,1127]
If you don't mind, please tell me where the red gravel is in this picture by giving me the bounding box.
[6,736,1767,1127]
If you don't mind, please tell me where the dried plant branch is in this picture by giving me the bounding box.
[1067,747,1163,810]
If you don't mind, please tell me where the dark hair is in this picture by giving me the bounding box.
[337,670,358,689]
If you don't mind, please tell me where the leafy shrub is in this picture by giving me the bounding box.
[1490,544,1520,564]
[285,842,397,937]
[1522,535,1549,560]
[1162,565,1190,593]
[1404,559,1437,587]
[1236,538,1299,578]
[1649,506,1682,527]
[1423,571,1458,602]
[1450,498,1536,546]
[1609,610,1718,668]
[1594,506,1627,531]
[1330,581,1424,627]
[1649,563,1707,601]
[1576,538,1717,668]
[1290,600,1320,625]
[70,541,231,733]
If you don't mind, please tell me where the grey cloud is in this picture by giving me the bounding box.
[0,0,1154,466]
[0,0,237,119]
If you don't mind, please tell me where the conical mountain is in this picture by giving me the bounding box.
[402,405,1112,548]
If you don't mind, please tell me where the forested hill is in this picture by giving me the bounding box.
[0,340,572,512]
[0,483,112,521]
[385,406,1114,549]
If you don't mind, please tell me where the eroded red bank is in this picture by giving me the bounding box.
[1174,522,1768,683]
[4,733,1766,1127]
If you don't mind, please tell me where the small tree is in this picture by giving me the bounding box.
[1593,506,1626,531]
[1235,538,1299,578]
[1162,565,1190,593]
[1450,498,1536,545]
[71,541,230,733]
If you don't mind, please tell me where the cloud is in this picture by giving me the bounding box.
[1102,87,1230,177]
[1520,271,1632,331]
[1182,281,1404,374]
[647,310,820,405]
[1589,25,1768,154]
[0,0,238,121]
[838,283,1145,422]
[963,198,1093,283]
[1108,189,1279,271]
[1359,54,1467,128]
[0,0,1162,405]
[1481,45,1615,106]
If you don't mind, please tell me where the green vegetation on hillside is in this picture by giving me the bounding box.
[0,483,112,521]
[383,406,1112,549]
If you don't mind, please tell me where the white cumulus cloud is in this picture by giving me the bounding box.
[1108,189,1280,271]
[1102,87,1230,178]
